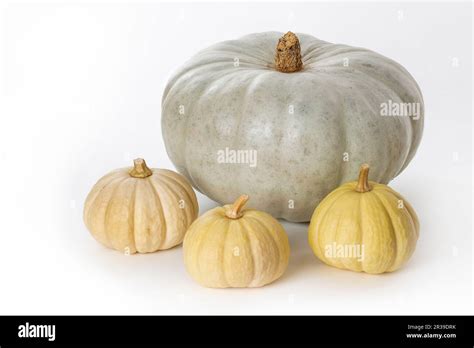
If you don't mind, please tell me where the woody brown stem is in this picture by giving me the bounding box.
[129,158,153,178]
[275,32,303,73]
[355,164,372,193]
[225,195,250,219]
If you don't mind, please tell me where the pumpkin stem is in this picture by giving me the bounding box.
[225,195,250,219]
[275,31,303,73]
[355,164,372,193]
[129,158,153,178]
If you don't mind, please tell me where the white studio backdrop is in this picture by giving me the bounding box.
[0,1,472,314]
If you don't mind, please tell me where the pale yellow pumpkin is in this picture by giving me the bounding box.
[183,195,290,288]
[84,158,198,254]
[308,164,419,274]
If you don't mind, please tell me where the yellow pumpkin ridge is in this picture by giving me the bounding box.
[359,190,395,273]
[102,177,133,251]
[195,217,224,286]
[129,180,139,253]
[156,169,198,219]
[238,219,258,287]
[371,190,399,271]
[318,190,355,267]
[309,186,353,261]
[133,179,154,252]
[243,217,278,286]
[249,213,289,282]
[376,185,420,235]
[147,178,168,250]
[153,175,186,248]
[336,192,363,272]
[83,171,124,221]
[373,189,418,272]
[84,174,125,237]
[224,219,254,287]
[244,210,290,276]
[106,178,137,253]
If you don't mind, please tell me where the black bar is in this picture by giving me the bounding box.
[0,316,472,346]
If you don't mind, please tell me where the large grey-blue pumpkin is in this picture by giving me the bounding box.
[161,31,424,222]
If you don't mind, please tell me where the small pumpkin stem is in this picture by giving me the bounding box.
[275,31,303,73]
[129,158,153,178]
[355,164,372,193]
[225,195,250,219]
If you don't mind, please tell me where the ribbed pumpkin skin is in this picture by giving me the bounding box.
[162,31,424,222]
[308,181,419,274]
[183,206,290,288]
[84,168,198,253]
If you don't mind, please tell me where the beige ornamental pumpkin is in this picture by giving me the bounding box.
[162,31,424,222]
[84,158,198,254]
[183,195,290,288]
[308,164,419,274]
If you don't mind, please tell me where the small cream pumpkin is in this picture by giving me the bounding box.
[84,158,198,254]
[308,164,419,274]
[183,195,290,288]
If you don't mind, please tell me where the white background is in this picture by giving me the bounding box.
[0,1,472,314]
